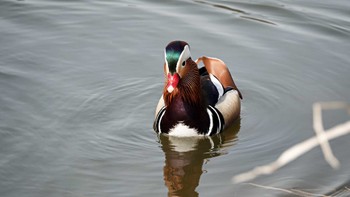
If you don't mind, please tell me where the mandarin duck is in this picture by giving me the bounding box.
[154,41,242,136]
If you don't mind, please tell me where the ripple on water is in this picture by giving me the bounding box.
[237,70,313,157]
[61,77,163,160]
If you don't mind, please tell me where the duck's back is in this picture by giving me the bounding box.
[196,56,242,99]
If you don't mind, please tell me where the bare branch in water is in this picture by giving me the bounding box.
[232,102,350,183]
[248,183,331,197]
[313,102,340,168]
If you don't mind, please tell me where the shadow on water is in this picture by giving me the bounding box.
[157,119,241,197]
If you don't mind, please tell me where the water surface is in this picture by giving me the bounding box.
[1,0,350,196]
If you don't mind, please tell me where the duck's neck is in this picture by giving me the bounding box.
[164,62,202,107]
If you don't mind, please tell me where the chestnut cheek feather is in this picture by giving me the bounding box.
[166,73,180,93]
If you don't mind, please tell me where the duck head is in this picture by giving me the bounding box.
[164,40,192,93]
[163,41,202,107]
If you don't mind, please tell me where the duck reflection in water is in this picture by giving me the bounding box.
[158,120,240,197]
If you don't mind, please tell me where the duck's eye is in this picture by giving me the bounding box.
[182,61,186,66]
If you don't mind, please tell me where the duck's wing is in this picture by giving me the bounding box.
[196,56,242,99]
[199,70,224,106]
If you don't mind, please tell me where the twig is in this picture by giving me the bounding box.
[313,102,339,168]
[232,102,350,183]
[248,183,299,196]
[248,183,330,197]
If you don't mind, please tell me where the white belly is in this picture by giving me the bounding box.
[168,122,201,137]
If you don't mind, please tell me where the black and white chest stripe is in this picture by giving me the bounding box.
[154,106,166,134]
[206,105,224,135]
[154,105,224,136]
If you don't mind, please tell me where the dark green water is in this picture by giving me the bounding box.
[1,0,350,196]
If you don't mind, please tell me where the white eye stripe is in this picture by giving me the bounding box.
[176,45,191,72]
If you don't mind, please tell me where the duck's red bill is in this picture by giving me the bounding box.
[166,73,179,93]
